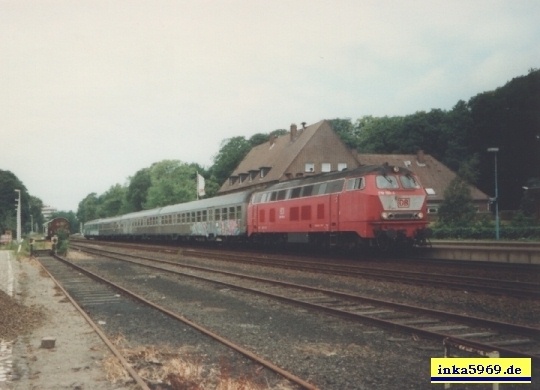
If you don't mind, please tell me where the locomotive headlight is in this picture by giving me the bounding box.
[381,212,389,220]
[416,212,424,219]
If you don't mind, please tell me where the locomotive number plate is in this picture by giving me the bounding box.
[397,198,410,208]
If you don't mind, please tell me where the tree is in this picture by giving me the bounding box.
[98,184,127,217]
[76,193,100,223]
[28,196,45,234]
[144,160,201,208]
[210,136,252,186]
[125,168,151,212]
[437,176,477,227]
[330,118,357,149]
[0,170,30,235]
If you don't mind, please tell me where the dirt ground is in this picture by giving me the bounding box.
[0,251,133,390]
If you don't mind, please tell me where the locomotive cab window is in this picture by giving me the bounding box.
[277,190,288,200]
[400,174,420,189]
[290,187,302,199]
[346,177,364,191]
[376,175,399,189]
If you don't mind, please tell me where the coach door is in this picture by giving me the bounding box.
[329,194,340,232]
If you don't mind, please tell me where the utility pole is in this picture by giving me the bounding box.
[487,147,500,240]
[15,189,21,243]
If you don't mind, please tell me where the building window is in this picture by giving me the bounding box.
[321,163,331,172]
[260,167,271,178]
[305,163,315,173]
[338,163,347,171]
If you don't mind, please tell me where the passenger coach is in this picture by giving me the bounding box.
[83,190,252,242]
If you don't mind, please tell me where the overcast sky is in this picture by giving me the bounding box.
[1,0,539,212]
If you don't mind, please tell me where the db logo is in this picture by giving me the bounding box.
[397,198,410,208]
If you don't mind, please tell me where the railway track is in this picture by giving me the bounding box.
[183,249,540,298]
[70,243,540,363]
[73,240,540,298]
[35,252,317,389]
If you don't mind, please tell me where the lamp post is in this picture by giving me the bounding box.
[487,147,500,240]
[15,189,21,243]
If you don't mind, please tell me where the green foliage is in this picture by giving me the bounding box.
[76,193,100,223]
[210,136,252,186]
[0,170,30,235]
[144,160,201,208]
[29,196,45,234]
[437,176,477,227]
[125,168,151,212]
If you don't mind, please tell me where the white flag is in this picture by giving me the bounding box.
[197,173,206,197]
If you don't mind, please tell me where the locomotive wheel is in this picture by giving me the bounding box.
[375,235,393,252]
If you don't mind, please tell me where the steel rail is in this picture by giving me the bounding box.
[46,251,319,390]
[35,254,151,390]
[72,244,540,362]
[183,249,540,298]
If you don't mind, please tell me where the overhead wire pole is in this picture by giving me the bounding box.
[487,147,500,240]
[15,189,21,243]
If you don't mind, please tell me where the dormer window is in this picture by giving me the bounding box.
[239,173,248,183]
[248,170,259,181]
[229,176,238,185]
[260,167,271,178]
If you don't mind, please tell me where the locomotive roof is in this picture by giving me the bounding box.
[256,163,414,192]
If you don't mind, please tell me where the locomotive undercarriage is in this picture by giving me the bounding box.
[374,227,432,251]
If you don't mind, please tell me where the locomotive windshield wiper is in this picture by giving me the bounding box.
[383,174,393,184]
[406,173,417,185]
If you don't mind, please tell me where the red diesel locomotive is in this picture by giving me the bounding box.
[248,164,429,250]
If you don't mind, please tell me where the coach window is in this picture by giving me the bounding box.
[202,210,207,221]
[277,190,287,200]
[229,207,236,220]
[190,212,195,222]
[222,208,228,220]
[270,191,278,202]
[215,208,221,221]
[376,175,399,189]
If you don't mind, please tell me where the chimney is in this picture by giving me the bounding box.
[269,134,277,146]
[290,123,297,141]
[417,150,425,164]
[301,122,306,129]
